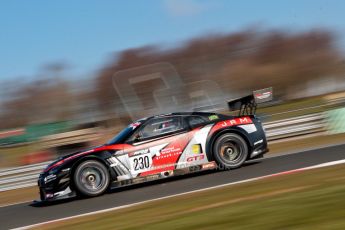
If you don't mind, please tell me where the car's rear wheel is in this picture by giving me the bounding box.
[213,133,248,169]
[73,160,110,197]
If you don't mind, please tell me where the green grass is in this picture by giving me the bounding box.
[0,186,37,206]
[268,132,345,155]
[39,164,345,230]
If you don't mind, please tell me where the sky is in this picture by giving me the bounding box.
[0,0,344,81]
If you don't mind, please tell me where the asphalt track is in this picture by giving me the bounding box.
[1,144,345,229]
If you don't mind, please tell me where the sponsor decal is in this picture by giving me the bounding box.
[145,174,160,180]
[151,163,176,170]
[191,144,202,154]
[221,117,252,126]
[210,117,253,135]
[129,148,150,157]
[253,87,273,103]
[255,91,272,100]
[201,162,217,170]
[157,146,182,159]
[208,115,219,121]
[140,132,193,176]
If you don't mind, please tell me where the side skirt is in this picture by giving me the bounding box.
[110,161,217,189]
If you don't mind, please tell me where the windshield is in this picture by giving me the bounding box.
[106,121,142,145]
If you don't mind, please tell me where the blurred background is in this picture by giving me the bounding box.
[1,0,345,169]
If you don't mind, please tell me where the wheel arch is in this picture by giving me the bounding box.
[69,153,116,190]
[206,127,252,161]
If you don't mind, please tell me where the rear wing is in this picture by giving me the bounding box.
[228,87,273,116]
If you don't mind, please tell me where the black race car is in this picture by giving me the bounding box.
[38,88,272,202]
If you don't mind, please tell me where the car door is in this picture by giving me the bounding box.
[174,115,212,168]
[124,116,191,177]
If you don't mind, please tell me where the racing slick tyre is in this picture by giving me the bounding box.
[73,160,110,197]
[213,133,248,170]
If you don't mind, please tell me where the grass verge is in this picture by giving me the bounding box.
[268,132,345,155]
[0,186,37,206]
[38,163,345,230]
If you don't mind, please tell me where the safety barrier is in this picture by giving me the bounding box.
[264,113,326,141]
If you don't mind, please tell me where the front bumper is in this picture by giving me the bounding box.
[38,172,75,201]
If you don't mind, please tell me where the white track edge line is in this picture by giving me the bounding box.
[12,158,345,230]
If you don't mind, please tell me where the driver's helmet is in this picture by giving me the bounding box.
[159,119,178,131]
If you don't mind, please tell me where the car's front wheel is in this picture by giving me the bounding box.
[213,133,248,170]
[73,160,110,197]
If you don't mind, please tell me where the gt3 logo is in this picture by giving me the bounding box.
[187,154,205,162]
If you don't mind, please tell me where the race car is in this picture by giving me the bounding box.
[37,88,272,202]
